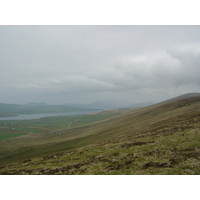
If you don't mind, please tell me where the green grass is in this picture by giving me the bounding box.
[0,97,200,174]
[0,108,132,166]
[0,132,27,141]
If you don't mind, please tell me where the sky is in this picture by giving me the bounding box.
[1,25,200,105]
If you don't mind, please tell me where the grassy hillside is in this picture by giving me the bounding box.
[0,108,133,166]
[0,95,200,174]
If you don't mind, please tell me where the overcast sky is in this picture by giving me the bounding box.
[1,25,200,105]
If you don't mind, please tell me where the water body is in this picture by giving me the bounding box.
[0,110,97,121]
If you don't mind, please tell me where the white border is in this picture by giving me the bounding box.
[0,0,200,25]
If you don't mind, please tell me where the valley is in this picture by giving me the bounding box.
[0,94,200,175]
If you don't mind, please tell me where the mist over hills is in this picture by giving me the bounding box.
[19,93,200,109]
[25,102,49,107]
[0,102,99,117]
[0,100,155,116]
[65,101,156,109]
[1,93,199,117]
[65,101,129,109]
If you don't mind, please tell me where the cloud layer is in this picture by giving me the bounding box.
[1,26,200,104]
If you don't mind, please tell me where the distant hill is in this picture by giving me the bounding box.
[0,103,24,117]
[0,103,99,117]
[1,93,199,117]
[65,100,155,109]
[65,101,124,109]
[25,102,49,107]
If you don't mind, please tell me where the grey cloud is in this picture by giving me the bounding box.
[1,26,200,104]
[89,48,200,92]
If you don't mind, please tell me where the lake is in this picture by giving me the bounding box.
[0,110,97,121]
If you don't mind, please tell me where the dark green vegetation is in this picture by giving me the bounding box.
[0,94,200,175]
[0,103,98,116]
[0,132,27,141]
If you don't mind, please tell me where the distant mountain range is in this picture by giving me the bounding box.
[65,101,156,109]
[1,93,200,117]
[0,103,99,117]
[0,100,156,117]
[25,102,49,107]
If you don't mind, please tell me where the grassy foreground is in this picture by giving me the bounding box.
[0,108,133,166]
[0,96,200,175]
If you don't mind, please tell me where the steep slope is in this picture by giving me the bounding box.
[162,92,200,103]
[0,95,200,174]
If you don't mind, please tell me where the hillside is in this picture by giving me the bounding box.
[128,101,155,108]
[162,93,200,103]
[0,94,200,174]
